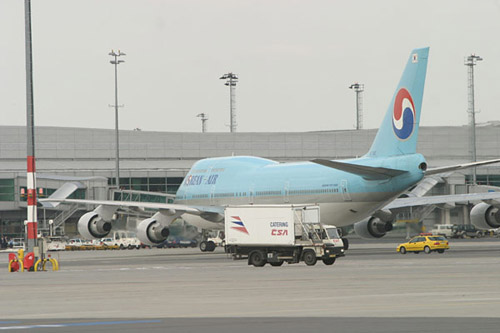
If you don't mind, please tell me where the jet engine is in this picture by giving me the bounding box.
[77,211,112,239]
[354,216,393,239]
[137,218,170,246]
[470,203,500,230]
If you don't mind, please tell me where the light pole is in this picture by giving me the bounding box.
[220,73,238,132]
[24,0,38,256]
[465,54,482,185]
[196,113,208,133]
[109,50,125,189]
[48,220,53,237]
[349,83,364,130]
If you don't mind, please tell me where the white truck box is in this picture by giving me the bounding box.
[225,205,319,246]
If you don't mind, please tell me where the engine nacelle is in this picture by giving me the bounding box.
[354,216,393,239]
[470,203,500,230]
[137,218,170,246]
[77,211,112,239]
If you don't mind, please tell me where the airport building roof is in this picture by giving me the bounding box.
[1,124,500,176]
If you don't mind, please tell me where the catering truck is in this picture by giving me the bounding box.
[224,204,345,267]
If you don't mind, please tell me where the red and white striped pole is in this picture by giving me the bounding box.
[24,0,38,255]
[26,156,37,250]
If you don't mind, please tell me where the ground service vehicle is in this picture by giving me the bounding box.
[46,236,67,251]
[105,231,142,249]
[156,236,198,248]
[430,224,454,237]
[451,224,483,238]
[199,230,225,252]
[224,205,345,267]
[397,234,449,254]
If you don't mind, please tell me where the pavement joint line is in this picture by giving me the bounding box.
[0,320,163,330]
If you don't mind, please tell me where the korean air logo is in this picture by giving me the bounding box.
[230,216,249,235]
[392,88,416,141]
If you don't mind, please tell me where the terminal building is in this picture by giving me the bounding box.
[1,123,500,238]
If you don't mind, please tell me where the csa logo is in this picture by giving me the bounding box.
[392,88,416,141]
[230,216,249,235]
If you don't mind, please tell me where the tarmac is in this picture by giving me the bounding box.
[1,238,500,332]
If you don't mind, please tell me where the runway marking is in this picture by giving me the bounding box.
[0,320,162,330]
[56,264,243,273]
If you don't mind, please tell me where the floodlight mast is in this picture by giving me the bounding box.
[109,50,125,189]
[220,73,238,132]
[349,83,364,130]
[197,113,208,133]
[465,54,483,185]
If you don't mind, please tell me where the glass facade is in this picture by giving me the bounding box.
[19,187,86,201]
[0,176,186,202]
[466,175,500,187]
[0,179,14,201]
[108,177,184,194]
[113,191,170,203]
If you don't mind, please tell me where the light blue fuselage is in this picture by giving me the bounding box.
[175,154,426,229]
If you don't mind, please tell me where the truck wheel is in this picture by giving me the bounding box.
[424,246,431,254]
[341,238,349,250]
[249,251,266,267]
[119,244,125,250]
[399,247,407,254]
[199,241,208,252]
[303,250,317,266]
[322,258,336,265]
[207,241,216,252]
[270,261,284,267]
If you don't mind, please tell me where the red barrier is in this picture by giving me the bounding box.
[23,252,35,271]
[8,253,19,272]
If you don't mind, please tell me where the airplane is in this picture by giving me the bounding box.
[41,47,500,251]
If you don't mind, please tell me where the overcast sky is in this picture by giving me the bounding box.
[1,0,499,133]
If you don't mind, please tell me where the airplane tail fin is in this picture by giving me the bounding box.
[366,47,429,158]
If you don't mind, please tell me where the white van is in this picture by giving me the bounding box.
[106,231,141,249]
[430,224,454,237]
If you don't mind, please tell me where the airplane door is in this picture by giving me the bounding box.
[210,185,216,205]
[249,184,254,204]
[284,181,290,203]
[341,180,351,201]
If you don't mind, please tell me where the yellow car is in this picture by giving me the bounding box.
[397,234,449,254]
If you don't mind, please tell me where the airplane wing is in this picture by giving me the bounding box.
[39,198,224,217]
[385,191,500,210]
[425,159,500,176]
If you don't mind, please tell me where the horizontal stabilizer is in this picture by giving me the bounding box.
[311,159,408,180]
[425,159,500,176]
